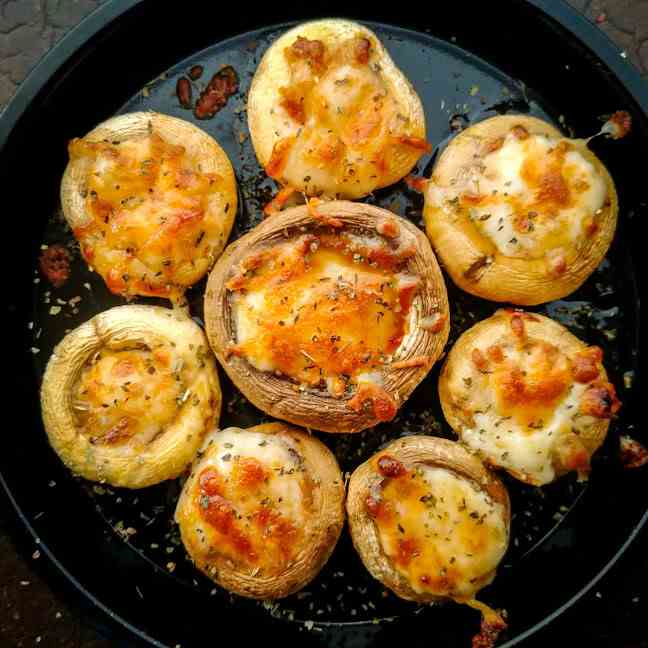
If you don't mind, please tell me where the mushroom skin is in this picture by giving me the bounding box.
[423,114,618,305]
[61,111,237,301]
[204,200,449,433]
[175,422,345,599]
[40,305,221,488]
[248,19,427,199]
[346,435,510,604]
[438,309,621,485]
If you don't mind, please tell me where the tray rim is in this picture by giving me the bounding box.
[1,1,646,646]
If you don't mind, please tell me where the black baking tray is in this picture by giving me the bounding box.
[1,1,646,646]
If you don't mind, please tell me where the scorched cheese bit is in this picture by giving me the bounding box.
[68,130,231,301]
[440,310,621,485]
[249,21,428,199]
[226,230,420,422]
[427,123,609,264]
[366,454,509,601]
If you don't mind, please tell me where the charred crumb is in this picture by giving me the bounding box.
[176,77,192,108]
[449,113,469,132]
[39,244,72,288]
[195,66,239,120]
[188,65,204,80]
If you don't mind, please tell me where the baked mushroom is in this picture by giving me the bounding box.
[175,422,345,599]
[423,114,618,305]
[204,200,449,433]
[40,305,221,488]
[248,19,428,201]
[438,309,621,485]
[61,112,237,302]
[347,436,510,642]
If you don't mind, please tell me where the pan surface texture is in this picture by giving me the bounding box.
[1,1,645,646]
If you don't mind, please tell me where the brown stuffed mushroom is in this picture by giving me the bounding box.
[204,200,449,433]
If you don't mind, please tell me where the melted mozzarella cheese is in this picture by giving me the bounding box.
[187,428,311,573]
[230,234,416,395]
[69,132,227,299]
[374,464,507,599]
[464,382,588,485]
[263,34,426,198]
[428,131,607,259]
[458,338,600,485]
[73,347,183,446]
[202,428,306,521]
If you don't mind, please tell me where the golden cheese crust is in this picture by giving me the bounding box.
[248,19,427,199]
[204,200,449,433]
[175,422,345,599]
[40,305,221,488]
[438,309,621,485]
[61,112,237,302]
[346,436,510,604]
[423,114,618,305]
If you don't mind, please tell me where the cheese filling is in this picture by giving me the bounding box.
[191,429,313,573]
[265,34,427,197]
[464,382,589,486]
[69,132,227,299]
[427,130,607,259]
[367,460,507,599]
[458,335,614,485]
[228,233,418,397]
[73,346,185,446]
